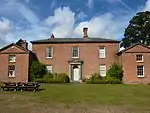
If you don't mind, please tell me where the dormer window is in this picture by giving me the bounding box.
[136,54,143,62]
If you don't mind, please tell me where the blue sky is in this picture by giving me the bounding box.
[0,0,149,48]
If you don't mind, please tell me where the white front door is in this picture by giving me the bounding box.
[73,68,80,81]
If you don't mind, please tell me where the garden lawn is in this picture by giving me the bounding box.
[0,84,150,113]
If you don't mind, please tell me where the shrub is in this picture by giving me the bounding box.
[35,73,70,83]
[85,79,107,84]
[34,78,44,83]
[106,63,123,81]
[107,78,122,84]
[90,73,103,80]
[30,61,47,81]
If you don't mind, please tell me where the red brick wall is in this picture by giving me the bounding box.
[0,45,29,82]
[122,45,150,84]
[32,42,119,79]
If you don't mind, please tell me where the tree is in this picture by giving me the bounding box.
[106,63,123,81]
[121,11,150,48]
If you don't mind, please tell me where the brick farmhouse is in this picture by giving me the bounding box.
[0,28,150,84]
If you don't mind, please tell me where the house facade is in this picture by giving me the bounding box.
[0,40,31,82]
[1,28,150,84]
[31,28,120,82]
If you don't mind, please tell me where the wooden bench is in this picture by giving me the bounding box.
[1,82,18,92]
[1,82,40,92]
[18,82,40,92]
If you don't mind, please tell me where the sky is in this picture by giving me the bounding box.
[0,0,150,49]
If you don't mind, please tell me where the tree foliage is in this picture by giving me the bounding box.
[30,61,47,81]
[121,11,150,48]
[106,63,123,81]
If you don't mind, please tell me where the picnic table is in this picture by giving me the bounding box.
[1,82,40,92]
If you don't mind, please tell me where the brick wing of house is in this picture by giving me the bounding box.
[117,43,150,84]
[31,28,120,82]
[0,40,31,82]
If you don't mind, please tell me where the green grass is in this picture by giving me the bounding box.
[1,84,150,113]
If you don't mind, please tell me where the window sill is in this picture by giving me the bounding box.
[8,76,15,78]
[138,76,144,78]
[72,57,79,59]
[9,61,16,63]
[99,57,106,59]
[136,61,144,63]
[46,57,53,59]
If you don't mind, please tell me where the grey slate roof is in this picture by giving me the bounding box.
[31,37,120,44]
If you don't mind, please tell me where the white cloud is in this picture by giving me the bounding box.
[143,0,150,11]
[76,11,87,20]
[0,17,11,35]
[74,13,126,39]
[44,7,75,38]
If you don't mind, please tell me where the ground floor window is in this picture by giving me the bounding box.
[137,65,144,77]
[46,65,52,73]
[100,65,106,77]
[8,65,15,77]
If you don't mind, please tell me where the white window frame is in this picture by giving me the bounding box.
[137,65,144,77]
[46,65,52,73]
[46,47,53,58]
[136,54,143,62]
[99,47,106,58]
[100,65,106,77]
[8,65,15,77]
[9,55,16,63]
[72,46,79,58]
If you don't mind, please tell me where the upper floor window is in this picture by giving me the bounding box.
[46,65,52,73]
[46,47,53,58]
[99,47,106,58]
[9,55,16,62]
[137,65,144,77]
[136,54,143,62]
[72,46,79,58]
[8,65,15,77]
[100,65,106,77]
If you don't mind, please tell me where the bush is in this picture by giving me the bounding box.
[35,73,70,83]
[90,73,103,80]
[107,78,122,84]
[86,79,107,84]
[34,78,44,83]
[106,63,123,81]
[30,61,47,81]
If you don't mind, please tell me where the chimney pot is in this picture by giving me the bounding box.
[51,34,55,38]
[83,27,88,38]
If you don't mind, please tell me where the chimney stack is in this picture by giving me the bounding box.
[83,27,88,38]
[21,40,28,50]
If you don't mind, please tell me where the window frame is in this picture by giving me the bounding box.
[46,65,52,73]
[137,65,144,77]
[99,46,106,59]
[100,65,106,77]
[46,47,53,58]
[8,65,15,77]
[136,54,143,62]
[72,46,79,58]
[9,55,16,63]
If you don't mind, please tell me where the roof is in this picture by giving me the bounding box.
[31,37,120,44]
[117,43,150,55]
[0,43,30,53]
